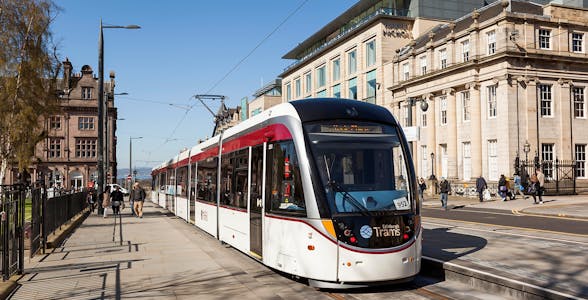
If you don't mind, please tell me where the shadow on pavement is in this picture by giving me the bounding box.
[422,227,488,261]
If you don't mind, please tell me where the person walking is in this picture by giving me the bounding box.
[476,175,487,202]
[512,173,526,199]
[439,177,450,210]
[86,188,96,213]
[418,177,427,200]
[130,182,146,218]
[110,185,124,215]
[498,174,508,201]
[532,168,545,204]
[102,189,111,218]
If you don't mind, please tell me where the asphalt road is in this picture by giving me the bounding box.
[422,206,588,236]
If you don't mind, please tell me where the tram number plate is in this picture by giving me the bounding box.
[393,197,410,210]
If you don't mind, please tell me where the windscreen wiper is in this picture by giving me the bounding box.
[323,155,369,215]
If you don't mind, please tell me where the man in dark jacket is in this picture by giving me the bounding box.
[439,177,451,210]
[476,175,488,202]
[130,182,146,218]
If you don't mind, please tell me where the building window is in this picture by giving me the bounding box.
[539,84,552,117]
[420,56,427,75]
[439,48,447,69]
[462,91,470,121]
[576,144,586,178]
[542,143,554,178]
[49,138,61,158]
[421,110,427,127]
[295,78,301,98]
[572,32,584,53]
[332,58,340,81]
[286,83,291,101]
[573,87,585,118]
[487,85,497,118]
[539,29,551,49]
[366,40,376,67]
[421,145,428,178]
[317,89,326,97]
[78,117,95,130]
[366,70,376,104]
[402,63,410,81]
[305,72,312,94]
[316,65,326,89]
[75,139,97,158]
[462,40,470,62]
[348,77,357,100]
[488,139,498,180]
[82,87,93,100]
[332,84,341,98]
[348,49,357,75]
[251,108,262,116]
[50,116,61,130]
[440,96,447,125]
[487,30,496,55]
[463,142,471,181]
[403,104,409,126]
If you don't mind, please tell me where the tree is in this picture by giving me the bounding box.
[0,0,61,186]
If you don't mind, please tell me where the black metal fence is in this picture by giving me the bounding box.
[29,186,43,258]
[44,191,87,241]
[0,185,25,281]
[519,159,577,195]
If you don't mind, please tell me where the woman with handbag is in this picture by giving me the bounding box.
[102,190,111,218]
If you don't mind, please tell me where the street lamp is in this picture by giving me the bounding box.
[429,152,436,180]
[129,136,143,187]
[523,140,530,162]
[97,19,140,197]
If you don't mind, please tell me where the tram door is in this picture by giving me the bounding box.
[249,146,264,258]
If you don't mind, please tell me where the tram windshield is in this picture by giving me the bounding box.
[306,121,411,214]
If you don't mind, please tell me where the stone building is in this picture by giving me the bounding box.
[30,59,119,190]
[248,79,282,117]
[389,1,588,185]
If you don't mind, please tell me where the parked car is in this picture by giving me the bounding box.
[106,183,129,195]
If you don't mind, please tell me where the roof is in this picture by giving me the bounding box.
[253,79,282,97]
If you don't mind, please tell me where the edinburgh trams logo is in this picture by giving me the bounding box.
[360,225,373,238]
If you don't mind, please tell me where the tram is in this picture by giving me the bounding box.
[151,98,421,288]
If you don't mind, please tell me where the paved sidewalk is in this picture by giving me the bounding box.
[10,202,330,300]
[423,193,588,219]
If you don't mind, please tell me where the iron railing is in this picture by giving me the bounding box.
[43,191,87,242]
[0,184,25,280]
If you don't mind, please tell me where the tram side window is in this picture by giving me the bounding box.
[220,149,248,209]
[177,166,188,198]
[265,141,306,216]
[197,157,217,203]
[190,163,197,200]
[158,173,166,192]
[250,146,263,210]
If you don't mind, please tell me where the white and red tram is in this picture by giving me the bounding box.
[151,98,422,288]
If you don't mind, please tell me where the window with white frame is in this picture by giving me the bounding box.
[82,87,93,100]
[305,72,312,94]
[487,30,496,55]
[440,96,447,125]
[487,85,497,118]
[286,83,291,101]
[403,104,409,126]
[463,142,472,181]
[462,40,470,62]
[542,143,554,178]
[462,91,470,121]
[366,40,376,67]
[572,33,583,53]
[332,58,340,81]
[539,84,552,117]
[316,65,326,89]
[78,117,95,130]
[348,49,357,75]
[539,29,551,49]
[332,84,341,98]
[76,139,97,158]
[366,70,376,104]
[49,138,61,158]
[348,77,357,100]
[317,89,326,97]
[576,144,586,178]
[295,78,301,98]
[488,139,498,180]
[420,56,427,75]
[439,48,447,69]
[573,86,585,118]
[421,110,427,127]
[402,63,410,81]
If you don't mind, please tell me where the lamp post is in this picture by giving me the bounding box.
[523,140,530,163]
[97,19,140,197]
[129,136,143,187]
[429,152,436,180]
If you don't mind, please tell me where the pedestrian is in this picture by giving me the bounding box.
[130,182,146,218]
[110,185,124,215]
[418,177,427,200]
[102,189,111,218]
[513,173,526,199]
[476,175,487,202]
[498,174,508,201]
[530,168,545,204]
[86,188,96,213]
[439,177,451,210]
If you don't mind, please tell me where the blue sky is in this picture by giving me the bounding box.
[51,0,357,174]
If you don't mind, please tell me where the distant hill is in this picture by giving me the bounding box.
[117,167,152,180]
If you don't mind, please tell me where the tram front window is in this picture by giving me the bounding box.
[306,122,411,214]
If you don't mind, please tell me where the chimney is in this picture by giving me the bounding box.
[63,58,73,90]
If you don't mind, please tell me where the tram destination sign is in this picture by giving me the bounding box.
[320,124,383,134]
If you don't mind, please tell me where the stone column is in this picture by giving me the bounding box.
[468,83,482,178]
[444,88,458,179]
[526,78,539,155]
[559,79,572,160]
